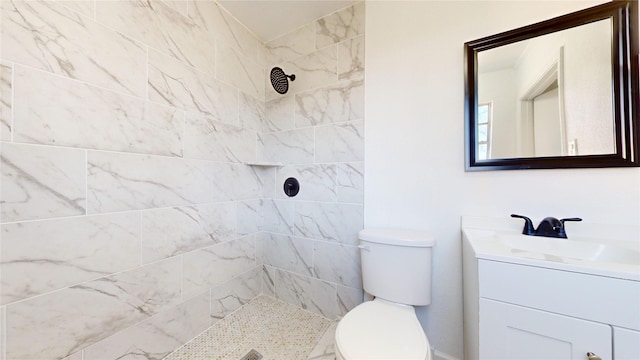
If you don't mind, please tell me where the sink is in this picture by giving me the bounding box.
[498,234,640,266]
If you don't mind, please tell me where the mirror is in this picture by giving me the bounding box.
[464,1,638,170]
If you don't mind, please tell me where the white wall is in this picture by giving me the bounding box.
[364,1,639,359]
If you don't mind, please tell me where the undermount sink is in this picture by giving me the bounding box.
[498,234,640,266]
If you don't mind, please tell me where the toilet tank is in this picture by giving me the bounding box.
[359,229,435,306]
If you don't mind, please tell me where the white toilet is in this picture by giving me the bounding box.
[335,228,435,360]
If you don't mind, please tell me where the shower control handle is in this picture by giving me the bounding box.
[586,352,601,360]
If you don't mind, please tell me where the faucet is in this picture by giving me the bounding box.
[511,214,582,239]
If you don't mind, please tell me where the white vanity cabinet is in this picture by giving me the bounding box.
[474,260,640,360]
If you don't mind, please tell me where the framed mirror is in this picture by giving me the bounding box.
[464,1,638,170]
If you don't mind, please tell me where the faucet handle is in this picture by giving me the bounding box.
[511,214,535,235]
[560,217,582,224]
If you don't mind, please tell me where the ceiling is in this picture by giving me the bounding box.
[218,0,357,42]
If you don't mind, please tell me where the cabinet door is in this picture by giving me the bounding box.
[614,327,640,360]
[480,299,612,360]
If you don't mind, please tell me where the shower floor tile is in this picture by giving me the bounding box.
[164,295,337,360]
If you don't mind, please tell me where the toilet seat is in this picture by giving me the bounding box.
[335,299,431,360]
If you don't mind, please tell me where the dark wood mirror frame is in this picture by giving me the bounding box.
[464,0,638,171]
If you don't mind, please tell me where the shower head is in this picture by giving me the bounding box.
[270,67,296,94]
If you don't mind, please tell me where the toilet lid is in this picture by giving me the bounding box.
[335,299,430,359]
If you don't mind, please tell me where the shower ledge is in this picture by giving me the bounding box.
[244,162,283,167]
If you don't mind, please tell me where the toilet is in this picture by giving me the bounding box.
[335,228,435,360]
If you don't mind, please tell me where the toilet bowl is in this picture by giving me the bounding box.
[334,229,435,360]
[335,298,431,360]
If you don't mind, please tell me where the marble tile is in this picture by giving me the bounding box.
[87,151,213,214]
[262,233,313,276]
[316,2,365,48]
[265,95,296,131]
[1,213,140,305]
[337,285,363,317]
[96,0,214,75]
[188,0,258,63]
[210,267,262,322]
[258,128,314,164]
[268,46,337,101]
[239,93,265,132]
[257,42,267,68]
[266,24,316,65]
[5,257,182,360]
[62,351,82,360]
[315,121,365,163]
[276,164,337,202]
[263,199,295,235]
[217,44,264,100]
[0,307,4,360]
[0,63,12,142]
[161,0,189,17]
[337,162,364,204]
[258,166,277,199]
[211,163,263,202]
[184,111,256,162]
[183,235,256,299]
[83,292,210,360]
[338,35,365,81]
[148,49,238,124]
[262,265,276,297]
[294,202,363,245]
[275,269,338,319]
[56,0,95,18]
[140,202,237,264]
[13,66,183,157]
[237,199,263,236]
[1,143,86,223]
[295,79,364,127]
[307,321,338,360]
[313,242,361,289]
[1,0,146,97]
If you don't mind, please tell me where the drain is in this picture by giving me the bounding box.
[240,349,263,360]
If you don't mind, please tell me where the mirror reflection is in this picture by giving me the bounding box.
[476,18,614,160]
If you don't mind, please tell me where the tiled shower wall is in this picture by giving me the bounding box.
[256,3,366,320]
[0,0,269,359]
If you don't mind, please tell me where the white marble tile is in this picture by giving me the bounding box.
[140,202,237,264]
[258,128,314,164]
[265,95,296,132]
[216,44,264,100]
[276,164,337,202]
[295,80,364,127]
[294,202,363,245]
[2,0,146,97]
[337,285,363,317]
[5,257,182,360]
[315,121,364,163]
[338,35,365,81]
[237,199,263,236]
[55,0,95,18]
[14,66,183,157]
[62,351,82,360]
[262,233,313,277]
[183,235,256,299]
[337,162,364,204]
[211,163,263,202]
[96,0,214,75]
[87,151,213,214]
[161,0,189,16]
[266,24,316,65]
[0,63,12,141]
[188,0,258,63]
[268,46,337,101]
[148,49,239,124]
[307,321,337,360]
[275,269,338,319]
[263,199,295,235]
[262,265,276,297]
[1,143,86,223]
[316,2,365,48]
[184,111,256,163]
[83,292,209,360]
[258,166,277,199]
[313,242,361,289]
[239,93,265,132]
[257,42,267,68]
[210,267,261,322]
[1,213,140,305]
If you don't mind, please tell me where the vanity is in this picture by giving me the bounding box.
[462,216,640,360]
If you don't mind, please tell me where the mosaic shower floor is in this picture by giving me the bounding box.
[165,295,338,360]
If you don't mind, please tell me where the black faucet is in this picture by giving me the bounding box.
[511,214,582,239]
